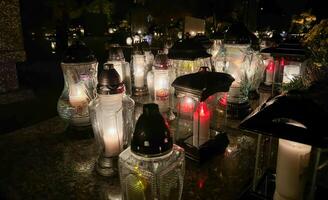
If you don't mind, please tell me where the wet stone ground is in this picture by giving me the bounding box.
[0,114,257,200]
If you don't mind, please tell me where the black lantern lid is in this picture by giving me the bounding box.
[239,83,328,148]
[108,43,125,61]
[260,43,306,58]
[62,40,96,63]
[224,22,257,45]
[172,67,234,101]
[97,63,124,95]
[168,37,211,60]
[154,51,170,69]
[210,30,225,40]
[139,39,151,51]
[194,34,213,49]
[131,103,173,157]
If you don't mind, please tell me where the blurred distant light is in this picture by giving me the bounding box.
[260,7,263,11]
[126,37,133,45]
[178,32,183,39]
[108,28,114,34]
[190,31,196,37]
[137,30,142,34]
[144,35,152,45]
[80,28,85,36]
[133,35,141,43]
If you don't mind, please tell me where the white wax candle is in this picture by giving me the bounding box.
[228,81,241,99]
[69,84,88,107]
[274,139,312,200]
[99,94,124,157]
[193,102,210,147]
[133,55,146,88]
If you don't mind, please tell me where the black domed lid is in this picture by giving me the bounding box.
[194,34,213,49]
[239,82,328,148]
[172,67,234,101]
[131,104,173,157]
[154,51,170,69]
[139,39,151,51]
[62,40,96,63]
[108,43,125,61]
[260,43,306,59]
[224,22,257,45]
[97,63,124,95]
[168,38,211,60]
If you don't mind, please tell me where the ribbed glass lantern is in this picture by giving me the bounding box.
[131,48,148,96]
[57,40,98,127]
[239,86,328,200]
[119,103,185,200]
[172,67,233,162]
[106,43,132,95]
[214,23,265,119]
[89,64,135,176]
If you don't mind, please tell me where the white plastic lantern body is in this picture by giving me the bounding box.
[175,93,226,148]
[57,61,98,127]
[131,54,148,95]
[106,60,132,95]
[90,94,124,157]
[144,51,154,71]
[153,69,170,112]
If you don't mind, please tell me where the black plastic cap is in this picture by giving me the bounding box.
[97,63,124,95]
[168,38,211,60]
[239,84,328,148]
[62,40,96,63]
[131,103,173,157]
[172,67,234,101]
[154,51,170,69]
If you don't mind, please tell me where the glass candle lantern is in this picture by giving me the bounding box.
[131,49,148,96]
[147,51,172,113]
[215,23,265,119]
[106,43,132,95]
[172,67,233,162]
[168,37,212,78]
[260,43,307,93]
[57,40,98,127]
[119,103,185,200]
[239,92,328,200]
[89,64,135,176]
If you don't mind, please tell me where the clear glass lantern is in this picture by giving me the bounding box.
[119,103,185,200]
[147,51,173,113]
[89,64,135,176]
[57,40,98,127]
[106,43,132,95]
[239,92,328,200]
[260,43,307,93]
[131,49,148,96]
[172,67,233,162]
[215,23,265,119]
[168,37,212,78]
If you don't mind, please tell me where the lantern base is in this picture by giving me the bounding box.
[176,130,229,163]
[133,87,148,96]
[227,101,252,120]
[96,155,118,177]
[70,116,91,127]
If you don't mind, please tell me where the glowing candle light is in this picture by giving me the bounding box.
[69,84,88,107]
[193,102,210,147]
[265,60,275,85]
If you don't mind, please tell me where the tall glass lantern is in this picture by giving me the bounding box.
[168,37,212,78]
[147,51,172,113]
[89,64,135,176]
[172,67,233,162]
[139,40,154,71]
[106,43,132,95]
[216,23,265,119]
[239,89,328,200]
[119,103,185,200]
[57,40,98,127]
[131,48,148,96]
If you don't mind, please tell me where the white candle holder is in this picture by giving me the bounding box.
[89,64,134,176]
[57,41,98,127]
[172,67,233,162]
[131,51,148,96]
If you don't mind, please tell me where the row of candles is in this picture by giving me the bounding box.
[56,39,320,200]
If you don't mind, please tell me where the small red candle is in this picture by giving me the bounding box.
[193,102,210,147]
[179,97,195,115]
[265,60,275,85]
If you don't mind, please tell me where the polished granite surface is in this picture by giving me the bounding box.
[0,114,257,200]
